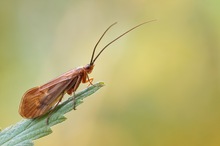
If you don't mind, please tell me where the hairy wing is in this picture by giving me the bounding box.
[19,78,74,118]
[39,69,79,90]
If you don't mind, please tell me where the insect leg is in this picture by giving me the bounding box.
[86,74,94,87]
[72,76,83,110]
[46,93,64,124]
[82,72,94,86]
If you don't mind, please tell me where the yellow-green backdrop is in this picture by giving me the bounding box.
[0,0,220,146]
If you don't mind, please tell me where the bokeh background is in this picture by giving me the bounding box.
[0,0,220,146]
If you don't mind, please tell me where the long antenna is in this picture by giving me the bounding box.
[91,19,156,64]
[90,22,117,65]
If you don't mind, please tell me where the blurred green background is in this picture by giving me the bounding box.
[0,0,220,146]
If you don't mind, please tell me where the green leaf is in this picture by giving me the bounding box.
[0,82,104,146]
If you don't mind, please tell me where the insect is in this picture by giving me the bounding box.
[19,20,155,122]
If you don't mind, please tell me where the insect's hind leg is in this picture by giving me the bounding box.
[46,94,64,125]
[73,92,77,110]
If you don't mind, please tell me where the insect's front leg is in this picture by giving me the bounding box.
[87,77,94,87]
[82,73,94,86]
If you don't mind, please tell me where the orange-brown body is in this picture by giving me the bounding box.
[19,64,94,118]
[19,20,155,120]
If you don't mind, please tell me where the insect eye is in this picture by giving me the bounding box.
[84,64,90,70]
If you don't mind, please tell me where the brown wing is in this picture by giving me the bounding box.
[39,69,79,91]
[19,78,75,118]
[19,68,83,118]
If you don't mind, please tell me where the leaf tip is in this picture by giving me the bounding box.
[97,82,105,87]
